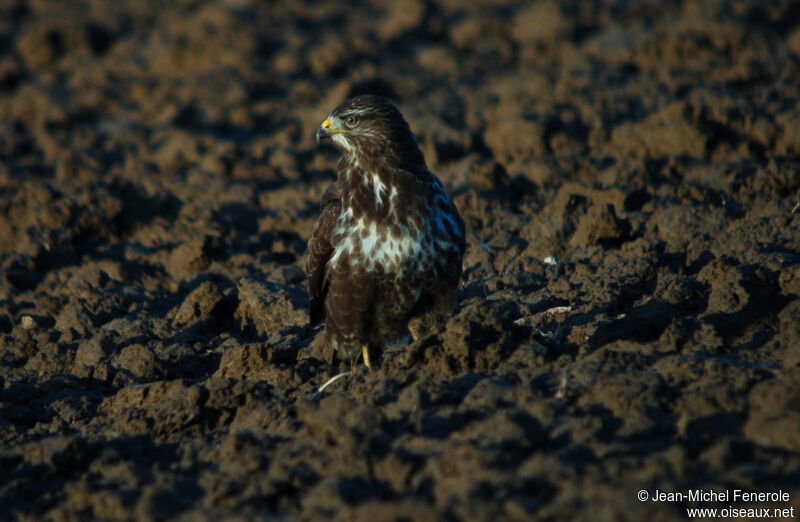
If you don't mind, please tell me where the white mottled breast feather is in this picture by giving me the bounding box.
[329,214,428,272]
[326,172,461,296]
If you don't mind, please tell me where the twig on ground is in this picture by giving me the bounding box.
[309,371,352,401]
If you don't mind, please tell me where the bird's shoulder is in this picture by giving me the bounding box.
[319,181,343,207]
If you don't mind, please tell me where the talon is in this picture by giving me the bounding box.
[362,344,372,370]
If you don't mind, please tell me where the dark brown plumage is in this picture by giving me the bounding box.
[305,95,465,368]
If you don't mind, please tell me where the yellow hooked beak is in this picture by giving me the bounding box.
[316,117,351,143]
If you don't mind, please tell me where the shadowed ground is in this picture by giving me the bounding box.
[1,0,799,519]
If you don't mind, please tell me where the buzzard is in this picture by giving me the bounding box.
[305,95,465,369]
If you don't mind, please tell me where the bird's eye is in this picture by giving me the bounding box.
[345,115,357,126]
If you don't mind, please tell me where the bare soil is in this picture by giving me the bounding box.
[1,0,800,520]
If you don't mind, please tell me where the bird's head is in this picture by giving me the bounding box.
[316,95,425,170]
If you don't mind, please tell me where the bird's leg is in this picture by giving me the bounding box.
[362,344,372,370]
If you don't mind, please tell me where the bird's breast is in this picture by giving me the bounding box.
[329,207,428,275]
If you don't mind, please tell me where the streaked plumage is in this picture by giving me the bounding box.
[305,95,465,368]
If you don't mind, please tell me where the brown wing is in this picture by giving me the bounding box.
[305,183,342,326]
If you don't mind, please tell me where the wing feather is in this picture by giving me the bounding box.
[305,183,342,326]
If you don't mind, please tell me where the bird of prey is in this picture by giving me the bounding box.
[305,95,465,369]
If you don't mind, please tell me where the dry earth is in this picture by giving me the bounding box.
[1,0,800,520]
